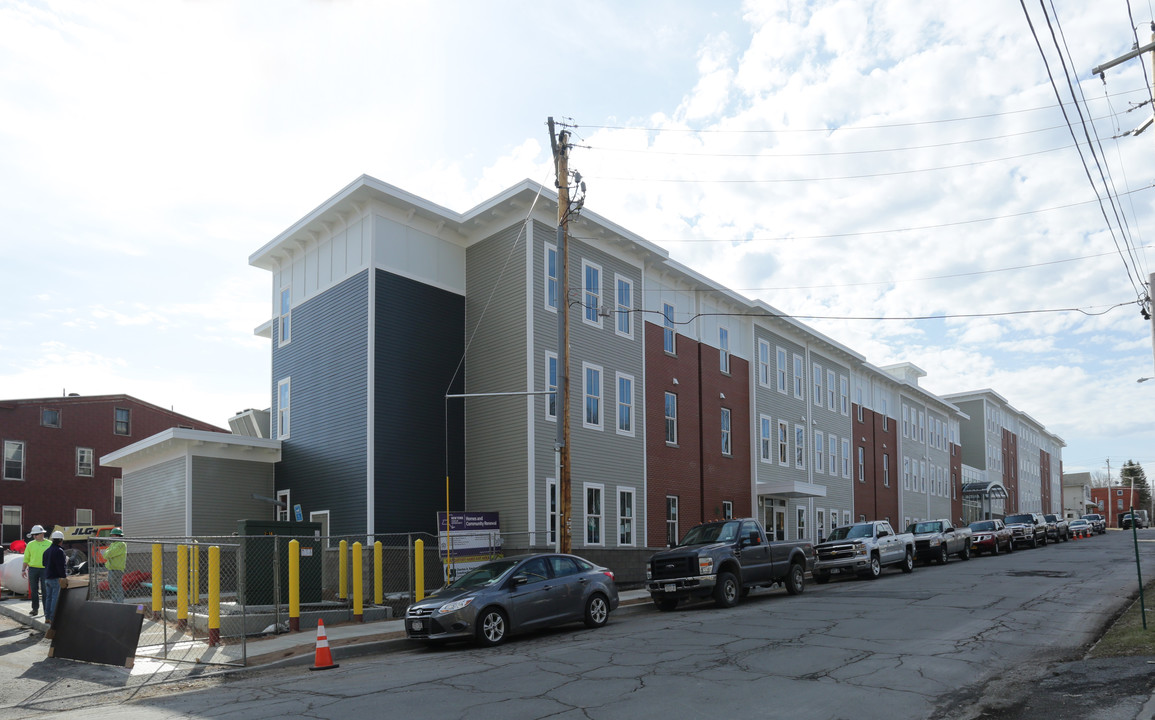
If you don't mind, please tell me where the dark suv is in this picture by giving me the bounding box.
[1005,513,1047,549]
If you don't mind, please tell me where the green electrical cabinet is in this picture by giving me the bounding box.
[236,519,323,606]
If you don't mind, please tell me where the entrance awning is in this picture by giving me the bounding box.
[962,480,1008,500]
[756,480,827,498]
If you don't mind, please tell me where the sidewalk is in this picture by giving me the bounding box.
[0,587,656,672]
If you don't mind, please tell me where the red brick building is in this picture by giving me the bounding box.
[1090,486,1144,528]
[0,394,225,544]
[853,403,899,523]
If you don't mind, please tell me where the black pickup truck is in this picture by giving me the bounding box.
[645,518,814,611]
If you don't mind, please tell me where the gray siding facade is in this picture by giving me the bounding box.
[122,456,186,537]
[191,457,275,536]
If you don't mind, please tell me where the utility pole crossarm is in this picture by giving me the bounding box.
[1092,39,1155,76]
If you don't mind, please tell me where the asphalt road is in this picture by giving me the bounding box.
[2,530,1153,720]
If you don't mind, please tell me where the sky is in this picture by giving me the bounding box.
[2,0,1154,477]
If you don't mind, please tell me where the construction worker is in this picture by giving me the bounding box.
[103,528,126,603]
[20,525,50,616]
[42,531,66,625]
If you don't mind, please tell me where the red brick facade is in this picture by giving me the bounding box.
[852,404,899,524]
[1002,429,1018,514]
[950,443,963,524]
[0,395,225,543]
[1091,486,1142,527]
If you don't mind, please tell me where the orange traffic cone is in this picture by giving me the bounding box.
[309,619,339,671]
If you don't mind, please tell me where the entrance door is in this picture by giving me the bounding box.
[774,509,786,541]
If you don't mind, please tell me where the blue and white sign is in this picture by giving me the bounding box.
[294,504,303,522]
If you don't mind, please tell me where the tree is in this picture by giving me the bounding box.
[1090,470,1112,488]
[1119,460,1152,513]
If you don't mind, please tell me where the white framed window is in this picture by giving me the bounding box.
[665,392,678,445]
[721,408,732,456]
[616,373,634,436]
[113,478,122,514]
[582,260,602,326]
[277,378,291,439]
[76,447,94,477]
[114,407,131,436]
[827,369,837,411]
[666,496,679,546]
[843,510,852,527]
[857,446,865,482]
[904,457,911,490]
[794,354,805,399]
[903,405,910,438]
[662,303,676,354]
[777,347,788,394]
[829,433,838,477]
[777,420,789,465]
[545,242,558,311]
[719,327,730,374]
[546,478,557,544]
[276,489,290,522]
[545,351,558,421]
[883,454,890,487]
[279,285,292,346]
[814,431,824,473]
[919,411,926,443]
[817,508,826,542]
[618,487,635,546]
[615,275,633,338]
[842,438,851,478]
[758,340,771,387]
[583,363,603,430]
[920,460,927,493]
[840,376,849,416]
[2,505,22,545]
[796,505,807,540]
[722,501,733,520]
[3,440,24,481]
[760,416,772,463]
[795,425,805,469]
[309,510,331,547]
[813,363,823,407]
[881,399,888,430]
[76,508,92,525]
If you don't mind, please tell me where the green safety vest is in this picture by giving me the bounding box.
[103,541,127,571]
[23,539,51,568]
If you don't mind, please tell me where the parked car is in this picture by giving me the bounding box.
[1081,513,1107,534]
[906,519,972,564]
[1121,511,1150,529]
[813,520,915,582]
[646,518,814,611]
[1004,513,1048,549]
[403,553,619,646]
[1067,518,1093,539]
[968,519,1013,555]
[1042,514,1069,542]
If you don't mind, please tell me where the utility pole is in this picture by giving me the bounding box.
[549,117,573,554]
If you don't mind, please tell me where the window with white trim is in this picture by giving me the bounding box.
[546,478,557,544]
[920,460,927,493]
[814,431,824,473]
[663,303,676,354]
[719,327,730,374]
[545,351,557,421]
[760,416,772,462]
[919,411,925,443]
[829,433,838,476]
[843,510,852,527]
[2,505,21,545]
[903,405,910,438]
[277,378,291,439]
[583,363,603,430]
[666,496,679,546]
[794,354,805,399]
[276,489,290,522]
[904,457,911,490]
[857,446,865,482]
[114,407,131,436]
[618,487,634,545]
[113,478,122,514]
[616,373,634,436]
[76,447,94,477]
[758,340,771,387]
[615,275,632,337]
[813,363,823,407]
[795,425,805,469]
[721,408,732,456]
[842,438,851,478]
[722,501,733,520]
[279,285,292,346]
[883,454,890,487]
[778,420,789,465]
[777,347,788,394]
[827,369,837,411]
[76,508,92,525]
[3,441,24,481]
[665,392,678,445]
[309,510,331,547]
[585,484,603,545]
[582,260,602,326]
[797,505,807,540]
[545,242,558,311]
[840,376,849,416]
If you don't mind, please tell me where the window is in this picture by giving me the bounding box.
[113,478,122,514]
[814,431,824,473]
[76,448,94,477]
[813,363,823,406]
[797,506,807,540]
[721,408,732,456]
[903,405,910,438]
[666,496,679,546]
[758,341,771,387]
[114,407,131,436]
[1,505,21,545]
[843,510,851,527]
[309,510,331,547]
[827,370,837,411]
[795,425,805,469]
[41,409,60,428]
[722,501,733,520]
[919,411,926,443]
[840,376,849,416]
[545,242,558,311]
[794,354,805,399]
[618,488,634,545]
[546,479,557,544]
[920,460,927,493]
[582,260,602,326]
[76,508,92,525]
[583,363,602,430]
[277,378,291,439]
[829,434,838,477]
[615,275,632,337]
[883,454,890,487]
[662,303,676,354]
[545,352,558,420]
[719,327,730,373]
[842,438,851,478]
[3,441,24,481]
[585,484,603,545]
[276,489,290,522]
[857,446,865,482]
[904,457,911,490]
[881,399,889,430]
[279,286,292,346]
[777,421,789,465]
[777,347,788,393]
[616,373,634,436]
[817,509,826,542]
[665,392,678,445]
[760,416,772,462]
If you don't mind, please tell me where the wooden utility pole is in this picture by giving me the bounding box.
[548,117,573,553]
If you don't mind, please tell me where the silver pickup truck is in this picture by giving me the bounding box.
[813,520,915,582]
[907,519,972,564]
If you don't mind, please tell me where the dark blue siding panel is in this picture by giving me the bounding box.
[273,270,369,536]
[374,269,465,535]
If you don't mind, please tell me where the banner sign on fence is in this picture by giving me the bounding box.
[437,512,501,580]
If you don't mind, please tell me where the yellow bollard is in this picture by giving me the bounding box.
[338,540,348,601]
[176,544,188,631]
[373,541,383,606]
[353,541,363,622]
[289,539,300,632]
[208,546,220,646]
[191,543,200,607]
[415,539,424,602]
[151,544,162,620]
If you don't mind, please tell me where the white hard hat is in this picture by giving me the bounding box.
[50,531,64,540]
[29,525,45,535]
